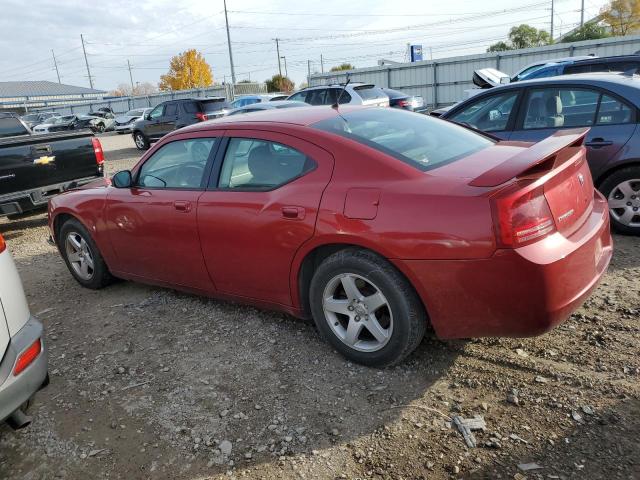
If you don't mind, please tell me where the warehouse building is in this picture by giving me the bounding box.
[0,80,105,112]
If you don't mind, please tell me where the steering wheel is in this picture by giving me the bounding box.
[175,163,205,187]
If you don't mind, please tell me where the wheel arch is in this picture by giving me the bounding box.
[595,160,640,188]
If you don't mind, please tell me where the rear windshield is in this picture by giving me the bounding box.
[200,99,230,112]
[313,108,493,171]
[0,117,28,138]
[353,85,387,101]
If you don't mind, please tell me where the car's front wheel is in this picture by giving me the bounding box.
[309,248,427,367]
[133,131,150,150]
[599,166,640,235]
[59,218,114,289]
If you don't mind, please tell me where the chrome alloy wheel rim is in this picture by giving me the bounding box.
[65,232,95,281]
[322,273,393,353]
[608,179,640,228]
[135,134,145,149]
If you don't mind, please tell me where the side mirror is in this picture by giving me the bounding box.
[146,114,152,120]
[112,170,132,188]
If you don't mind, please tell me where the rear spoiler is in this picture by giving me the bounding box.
[469,128,589,187]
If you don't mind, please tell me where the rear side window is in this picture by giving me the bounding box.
[0,117,28,138]
[183,102,199,114]
[218,138,314,189]
[201,99,230,113]
[327,88,351,104]
[313,108,493,172]
[306,89,328,105]
[287,91,308,103]
[523,87,600,129]
[597,94,633,124]
[354,85,387,101]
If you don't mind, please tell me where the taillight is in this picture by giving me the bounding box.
[91,137,104,165]
[397,99,410,108]
[491,183,557,248]
[13,338,41,376]
[195,112,208,121]
[0,233,6,253]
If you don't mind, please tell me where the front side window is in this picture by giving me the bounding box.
[449,91,518,132]
[523,87,599,129]
[149,105,164,120]
[218,138,314,189]
[314,108,493,172]
[137,138,217,189]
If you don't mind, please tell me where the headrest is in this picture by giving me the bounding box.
[546,96,562,115]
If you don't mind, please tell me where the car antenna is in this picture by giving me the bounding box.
[333,76,351,109]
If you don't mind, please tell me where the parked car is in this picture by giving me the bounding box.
[287,83,390,107]
[33,115,105,134]
[131,97,230,150]
[380,88,425,111]
[226,100,308,116]
[229,94,288,109]
[86,110,116,132]
[20,112,56,130]
[0,114,105,217]
[114,108,152,134]
[49,106,611,367]
[441,72,640,235]
[0,232,48,429]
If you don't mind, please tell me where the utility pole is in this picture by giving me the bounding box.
[550,0,554,40]
[281,56,288,78]
[223,0,236,85]
[127,59,135,95]
[275,38,282,77]
[307,60,311,85]
[580,0,584,27]
[51,50,61,84]
[80,34,94,89]
[320,54,324,73]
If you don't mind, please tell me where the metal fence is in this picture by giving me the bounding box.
[34,82,268,115]
[309,35,640,109]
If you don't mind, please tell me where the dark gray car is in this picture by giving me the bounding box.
[442,72,640,235]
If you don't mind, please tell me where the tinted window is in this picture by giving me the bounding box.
[288,91,307,103]
[218,139,314,189]
[0,117,28,138]
[314,108,493,172]
[449,92,518,132]
[201,99,230,112]
[183,102,199,114]
[327,88,351,104]
[354,85,387,101]
[597,94,633,124]
[524,88,599,129]
[149,105,164,120]
[138,139,217,189]
[165,104,178,116]
[306,89,327,105]
[522,66,562,80]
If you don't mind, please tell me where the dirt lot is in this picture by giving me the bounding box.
[0,133,638,480]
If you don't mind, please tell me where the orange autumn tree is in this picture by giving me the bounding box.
[159,49,213,91]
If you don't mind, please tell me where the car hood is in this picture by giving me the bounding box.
[115,115,138,122]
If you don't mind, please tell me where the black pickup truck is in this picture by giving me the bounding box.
[0,114,104,217]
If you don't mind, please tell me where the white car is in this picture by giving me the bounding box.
[114,108,151,134]
[0,233,48,429]
[287,83,390,107]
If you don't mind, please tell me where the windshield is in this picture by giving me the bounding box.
[353,85,387,101]
[125,109,143,116]
[313,108,493,172]
[22,114,40,121]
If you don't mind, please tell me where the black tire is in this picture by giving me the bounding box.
[309,248,427,367]
[133,131,150,150]
[598,166,640,235]
[58,218,114,289]
[96,123,105,133]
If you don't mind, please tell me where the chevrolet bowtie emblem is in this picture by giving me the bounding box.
[34,155,55,165]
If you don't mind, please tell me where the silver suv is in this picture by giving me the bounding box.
[287,83,389,107]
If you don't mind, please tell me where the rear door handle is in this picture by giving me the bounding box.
[173,200,192,213]
[585,138,613,148]
[281,206,305,220]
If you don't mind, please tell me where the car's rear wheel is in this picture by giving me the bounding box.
[59,218,114,289]
[309,248,427,367]
[599,166,640,235]
[133,131,149,150]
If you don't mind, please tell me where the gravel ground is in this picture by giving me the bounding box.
[0,132,638,480]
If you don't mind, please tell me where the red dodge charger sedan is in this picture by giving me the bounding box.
[48,106,612,366]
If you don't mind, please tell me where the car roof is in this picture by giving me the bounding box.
[181,105,363,131]
[571,54,640,65]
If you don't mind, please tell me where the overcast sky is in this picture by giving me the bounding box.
[0,0,610,91]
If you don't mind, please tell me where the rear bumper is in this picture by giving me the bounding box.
[400,190,613,339]
[0,316,48,422]
[0,175,103,217]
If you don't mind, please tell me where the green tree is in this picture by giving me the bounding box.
[601,0,640,35]
[561,23,611,43]
[487,24,552,52]
[159,49,213,91]
[330,63,355,72]
[265,74,295,93]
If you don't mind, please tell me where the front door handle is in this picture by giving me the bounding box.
[281,206,305,220]
[173,200,192,213]
[585,138,613,148]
